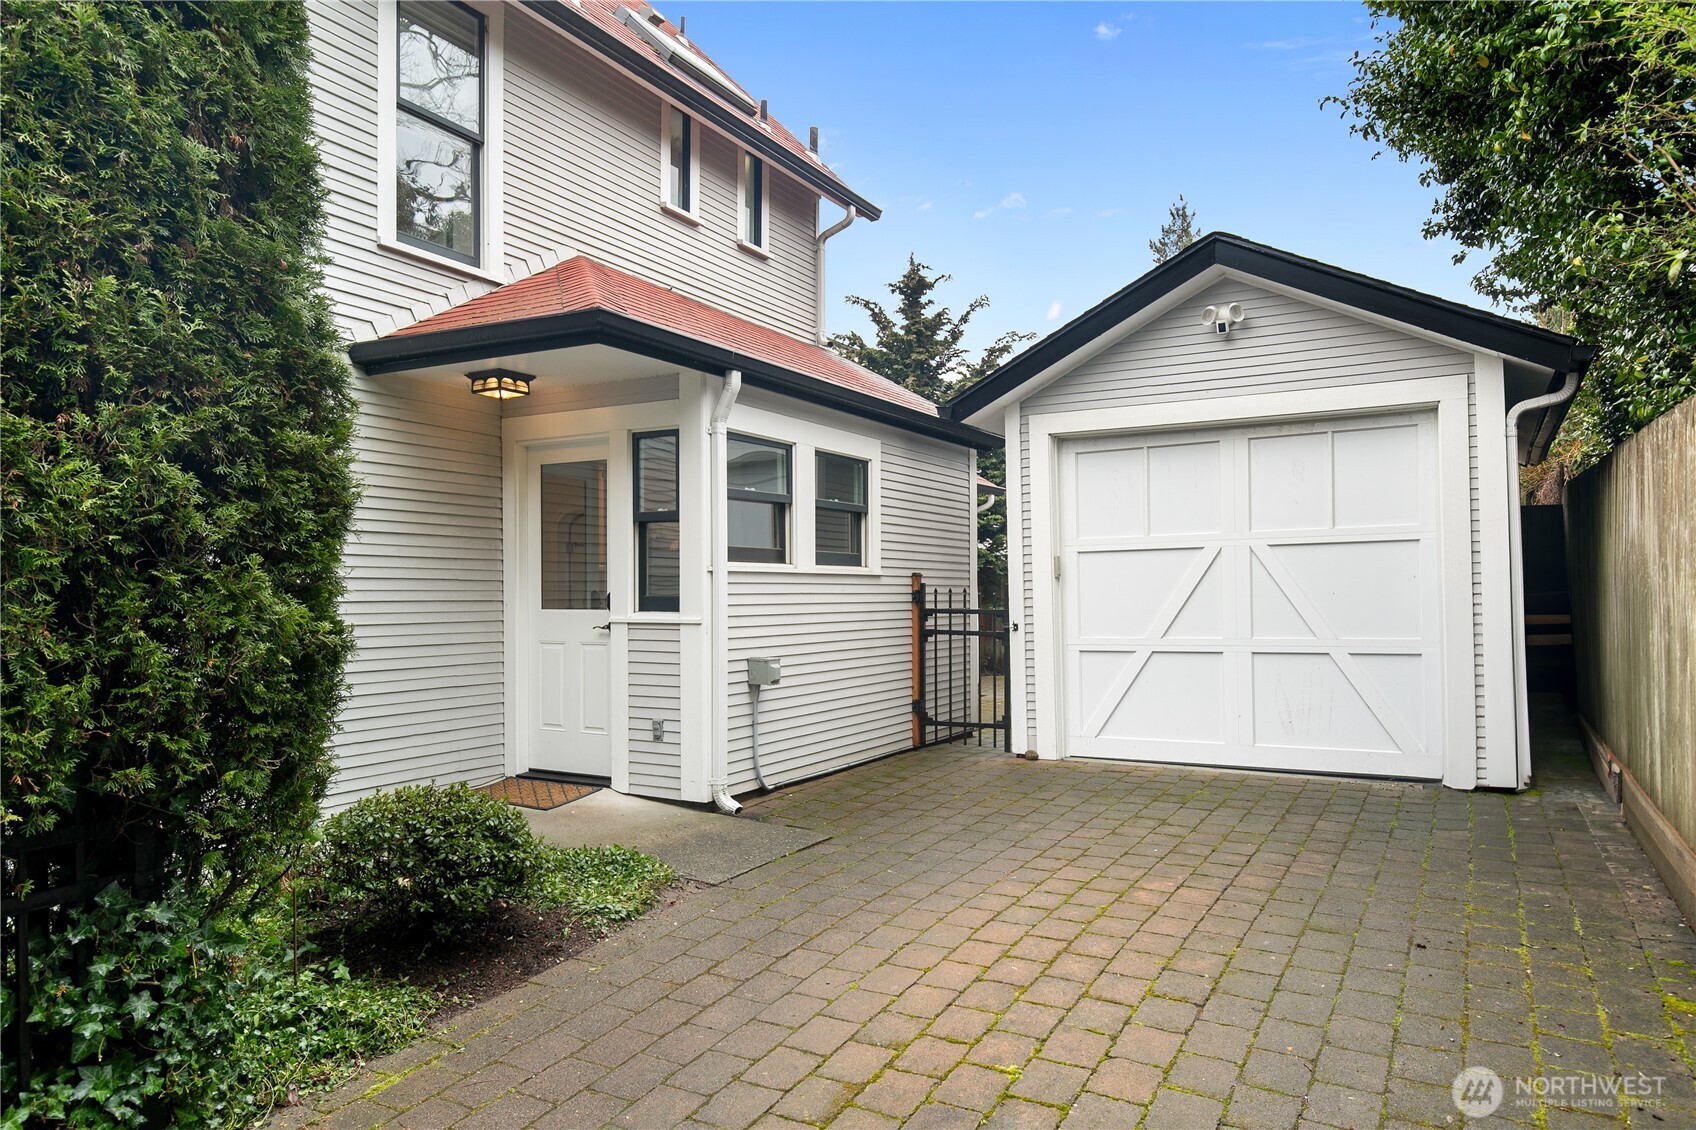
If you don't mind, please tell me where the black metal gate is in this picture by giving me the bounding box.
[911,573,1014,751]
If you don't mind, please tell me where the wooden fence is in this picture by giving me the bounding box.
[1566,396,1696,918]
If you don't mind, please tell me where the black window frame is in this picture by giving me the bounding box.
[633,430,681,612]
[814,452,869,567]
[741,152,765,247]
[727,433,790,564]
[395,0,485,266]
[667,106,693,213]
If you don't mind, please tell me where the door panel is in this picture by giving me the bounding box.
[1061,413,1443,779]
[528,451,612,777]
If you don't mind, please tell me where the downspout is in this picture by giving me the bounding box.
[708,369,743,814]
[1503,368,1581,787]
[815,206,857,345]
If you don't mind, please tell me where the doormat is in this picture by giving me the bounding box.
[478,777,599,811]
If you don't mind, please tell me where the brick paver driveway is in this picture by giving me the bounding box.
[295,709,1696,1129]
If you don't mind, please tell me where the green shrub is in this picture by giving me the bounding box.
[318,783,543,938]
[2,884,432,1129]
[529,844,675,933]
[1,0,356,899]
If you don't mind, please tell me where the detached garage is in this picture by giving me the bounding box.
[950,234,1594,790]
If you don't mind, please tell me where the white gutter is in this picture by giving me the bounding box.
[814,206,857,344]
[707,369,743,814]
[1503,369,1581,787]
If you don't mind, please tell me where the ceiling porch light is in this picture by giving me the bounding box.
[467,369,534,399]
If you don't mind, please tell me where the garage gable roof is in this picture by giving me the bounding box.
[946,232,1595,424]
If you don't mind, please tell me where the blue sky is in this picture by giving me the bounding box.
[664,1,1492,358]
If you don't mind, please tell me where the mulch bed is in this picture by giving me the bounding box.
[318,882,707,1025]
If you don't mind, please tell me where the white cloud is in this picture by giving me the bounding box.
[1046,300,1064,321]
[916,200,933,212]
[1095,21,1121,41]
[975,192,1028,220]
[1098,207,1122,219]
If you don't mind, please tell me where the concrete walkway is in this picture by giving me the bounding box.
[287,704,1696,1129]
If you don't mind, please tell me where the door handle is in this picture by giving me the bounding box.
[594,621,612,632]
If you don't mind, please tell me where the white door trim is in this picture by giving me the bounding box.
[502,402,681,785]
[1024,374,1478,787]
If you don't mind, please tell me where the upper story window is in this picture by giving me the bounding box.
[739,153,766,250]
[728,435,790,563]
[396,1,483,265]
[815,453,868,567]
[665,107,694,214]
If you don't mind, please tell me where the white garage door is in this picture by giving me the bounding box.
[1060,412,1443,779]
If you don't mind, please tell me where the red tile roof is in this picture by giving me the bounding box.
[553,1,866,211]
[387,256,939,416]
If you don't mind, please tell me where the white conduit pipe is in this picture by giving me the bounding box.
[1503,368,1581,787]
[750,683,771,792]
[708,369,743,814]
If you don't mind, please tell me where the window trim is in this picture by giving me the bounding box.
[814,451,869,567]
[727,433,791,564]
[738,151,768,252]
[633,430,681,613]
[659,103,700,221]
[723,405,881,576]
[377,0,504,276]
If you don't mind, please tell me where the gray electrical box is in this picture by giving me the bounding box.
[747,657,781,686]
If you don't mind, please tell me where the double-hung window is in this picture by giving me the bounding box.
[665,107,693,213]
[815,453,869,567]
[396,1,483,264]
[634,432,680,612]
[727,435,789,563]
[740,153,765,249]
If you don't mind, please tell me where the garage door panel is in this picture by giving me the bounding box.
[1148,441,1223,535]
[1074,547,1205,640]
[1251,652,1398,753]
[1250,554,1316,639]
[1073,447,1147,539]
[1334,425,1420,527]
[1060,411,1443,781]
[1165,553,1224,639]
[1265,540,1423,640]
[1249,431,1331,531]
[1100,652,1225,743]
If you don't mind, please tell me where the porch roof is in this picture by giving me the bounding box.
[348,256,999,450]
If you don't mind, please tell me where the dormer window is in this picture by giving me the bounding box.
[666,107,693,213]
[740,153,766,252]
[395,1,484,265]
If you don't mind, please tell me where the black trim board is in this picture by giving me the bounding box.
[347,310,999,450]
[518,0,880,221]
[946,232,1595,423]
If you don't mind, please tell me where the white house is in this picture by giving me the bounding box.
[949,234,1594,790]
[305,0,994,810]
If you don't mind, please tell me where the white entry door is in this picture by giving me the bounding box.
[526,446,612,777]
[1060,412,1443,779]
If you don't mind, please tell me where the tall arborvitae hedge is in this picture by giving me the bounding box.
[2,1,356,896]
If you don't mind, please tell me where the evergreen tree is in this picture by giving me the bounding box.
[1,1,357,901]
[1150,195,1200,263]
[829,257,1032,600]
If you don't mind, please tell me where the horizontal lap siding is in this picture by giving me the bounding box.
[328,374,505,808]
[1018,279,1475,754]
[504,36,819,341]
[725,433,972,791]
[628,624,683,799]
